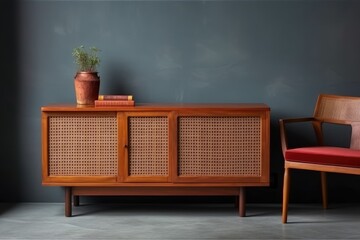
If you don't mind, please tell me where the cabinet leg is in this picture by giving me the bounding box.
[65,187,72,217]
[73,196,80,207]
[239,187,246,217]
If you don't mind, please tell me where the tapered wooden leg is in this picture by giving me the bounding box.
[239,187,246,217]
[65,187,72,217]
[73,196,80,207]
[282,168,290,223]
[321,171,328,209]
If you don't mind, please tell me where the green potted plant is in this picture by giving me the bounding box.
[72,45,101,105]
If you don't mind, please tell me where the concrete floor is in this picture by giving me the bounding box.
[0,202,359,239]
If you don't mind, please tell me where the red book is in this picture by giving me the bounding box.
[94,100,135,107]
[98,95,133,101]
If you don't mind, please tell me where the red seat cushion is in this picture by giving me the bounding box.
[285,146,360,168]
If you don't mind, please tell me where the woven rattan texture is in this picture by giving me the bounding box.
[129,117,169,176]
[178,116,261,176]
[49,114,118,176]
[316,96,360,122]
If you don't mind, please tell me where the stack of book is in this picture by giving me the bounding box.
[94,95,135,107]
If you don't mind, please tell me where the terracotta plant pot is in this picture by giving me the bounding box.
[74,72,100,105]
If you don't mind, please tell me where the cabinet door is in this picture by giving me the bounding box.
[174,111,270,185]
[122,112,173,182]
[42,112,119,184]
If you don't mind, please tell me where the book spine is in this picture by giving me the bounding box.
[94,100,135,106]
[98,95,133,101]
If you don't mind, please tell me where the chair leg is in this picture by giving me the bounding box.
[282,167,290,223]
[321,171,328,209]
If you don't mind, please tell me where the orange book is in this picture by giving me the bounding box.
[98,95,133,101]
[94,100,135,107]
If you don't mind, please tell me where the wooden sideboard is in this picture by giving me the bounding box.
[41,103,270,217]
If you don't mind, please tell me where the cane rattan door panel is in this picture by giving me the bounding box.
[124,113,170,182]
[176,115,267,182]
[44,112,118,183]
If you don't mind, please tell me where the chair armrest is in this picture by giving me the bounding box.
[280,117,315,124]
[279,117,317,157]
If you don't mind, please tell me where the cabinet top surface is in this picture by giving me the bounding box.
[41,103,270,112]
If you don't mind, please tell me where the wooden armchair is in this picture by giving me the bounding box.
[279,94,360,223]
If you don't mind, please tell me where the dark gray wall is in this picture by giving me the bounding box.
[2,0,360,203]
